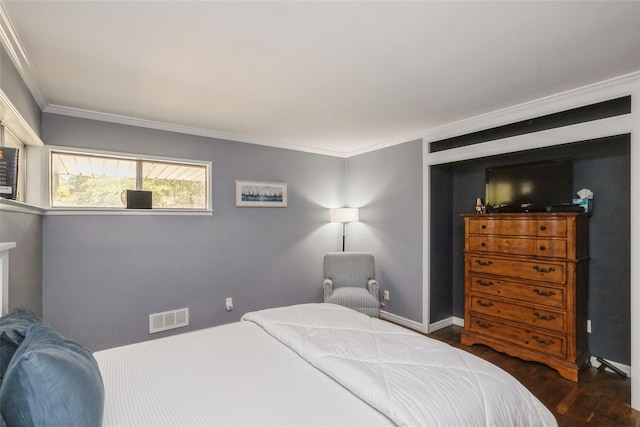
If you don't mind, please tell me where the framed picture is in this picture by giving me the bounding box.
[236,180,287,207]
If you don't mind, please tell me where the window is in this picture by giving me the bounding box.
[1,124,27,202]
[142,160,207,208]
[50,149,210,210]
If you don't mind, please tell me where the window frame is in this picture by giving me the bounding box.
[47,146,212,214]
[0,124,27,202]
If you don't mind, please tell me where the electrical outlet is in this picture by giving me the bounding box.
[383,290,390,301]
[226,297,233,312]
[587,319,592,333]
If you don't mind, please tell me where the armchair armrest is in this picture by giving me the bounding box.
[323,279,334,301]
[367,279,380,299]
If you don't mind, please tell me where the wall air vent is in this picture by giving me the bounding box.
[149,307,189,334]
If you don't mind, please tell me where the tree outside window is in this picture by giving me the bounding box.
[51,151,208,209]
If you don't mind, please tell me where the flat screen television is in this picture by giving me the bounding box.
[485,159,572,210]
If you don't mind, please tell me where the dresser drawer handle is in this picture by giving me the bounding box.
[533,289,556,297]
[477,300,494,308]
[481,225,487,230]
[476,279,494,287]
[539,245,546,251]
[481,242,486,247]
[476,260,493,266]
[540,225,546,231]
[533,265,555,274]
[533,311,556,321]
[476,320,492,329]
[532,336,555,346]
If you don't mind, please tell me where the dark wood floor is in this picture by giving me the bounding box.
[427,325,640,426]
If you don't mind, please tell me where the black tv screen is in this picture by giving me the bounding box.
[485,159,572,209]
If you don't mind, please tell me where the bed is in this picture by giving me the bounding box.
[94,303,557,426]
[0,303,557,426]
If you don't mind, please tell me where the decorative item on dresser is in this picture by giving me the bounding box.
[460,213,589,382]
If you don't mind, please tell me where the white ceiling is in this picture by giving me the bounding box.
[2,1,640,156]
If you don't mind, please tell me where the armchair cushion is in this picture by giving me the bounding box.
[324,252,375,289]
[325,288,380,318]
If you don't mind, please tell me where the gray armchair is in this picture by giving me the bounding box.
[323,252,380,317]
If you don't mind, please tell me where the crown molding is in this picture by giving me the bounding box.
[344,71,640,158]
[0,88,43,147]
[44,71,640,160]
[0,3,47,109]
[44,104,347,158]
[344,132,424,158]
[422,71,640,145]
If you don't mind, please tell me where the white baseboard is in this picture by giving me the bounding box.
[378,313,465,334]
[426,316,464,332]
[379,310,424,332]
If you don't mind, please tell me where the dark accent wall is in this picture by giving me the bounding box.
[346,140,423,322]
[429,164,454,321]
[42,114,346,351]
[431,135,631,364]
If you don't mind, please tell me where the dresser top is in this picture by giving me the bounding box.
[461,212,585,219]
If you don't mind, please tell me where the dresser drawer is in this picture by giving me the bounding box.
[468,219,537,236]
[469,236,567,258]
[468,314,567,358]
[536,239,568,258]
[468,218,568,238]
[469,255,566,284]
[469,294,566,332]
[537,219,567,238]
[469,274,566,308]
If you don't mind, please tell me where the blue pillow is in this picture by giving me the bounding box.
[0,307,40,382]
[0,322,104,427]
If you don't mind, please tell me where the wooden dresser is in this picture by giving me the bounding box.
[460,213,589,381]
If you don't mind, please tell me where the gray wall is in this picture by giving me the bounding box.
[42,114,346,351]
[346,140,423,322]
[0,45,43,316]
[0,211,42,316]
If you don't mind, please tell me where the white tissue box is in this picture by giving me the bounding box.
[572,198,592,213]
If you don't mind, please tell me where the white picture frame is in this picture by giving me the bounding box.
[235,180,287,207]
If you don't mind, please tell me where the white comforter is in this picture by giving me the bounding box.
[242,303,557,427]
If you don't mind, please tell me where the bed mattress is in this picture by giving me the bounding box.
[95,303,557,426]
[95,320,394,426]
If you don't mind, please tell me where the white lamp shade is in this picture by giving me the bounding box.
[330,207,359,223]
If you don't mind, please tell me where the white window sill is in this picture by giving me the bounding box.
[0,200,213,216]
[0,199,44,215]
[46,208,214,216]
